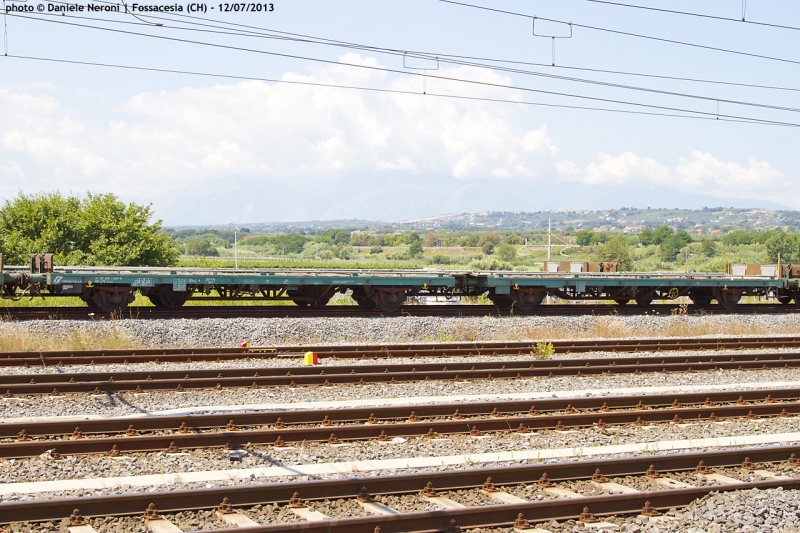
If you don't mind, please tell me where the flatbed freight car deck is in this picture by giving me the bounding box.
[2,254,798,314]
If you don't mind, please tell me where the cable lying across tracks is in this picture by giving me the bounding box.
[2,303,799,320]
[3,446,800,530]
[3,351,800,393]
[4,335,800,367]
[3,388,799,457]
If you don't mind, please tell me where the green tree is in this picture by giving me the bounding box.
[701,239,717,257]
[184,236,218,256]
[334,245,354,260]
[494,243,517,262]
[652,225,674,245]
[597,234,633,270]
[722,229,753,246]
[0,192,179,266]
[576,229,596,246]
[320,228,351,245]
[459,234,480,247]
[408,240,424,258]
[659,231,691,262]
[269,233,308,254]
[405,231,422,245]
[504,234,523,245]
[638,228,654,246]
[765,233,800,262]
[481,241,495,255]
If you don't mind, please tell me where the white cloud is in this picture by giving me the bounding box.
[0,55,792,211]
[558,150,796,207]
[0,54,557,201]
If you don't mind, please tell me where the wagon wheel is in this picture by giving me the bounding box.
[80,295,104,314]
[289,287,333,307]
[777,296,792,305]
[689,288,713,309]
[510,288,546,312]
[372,288,407,313]
[490,296,514,310]
[350,289,379,311]
[148,286,191,308]
[85,289,133,315]
[614,299,630,306]
[714,289,741,311]
[634,297,653,307]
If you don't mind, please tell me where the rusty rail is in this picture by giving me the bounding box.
[2,351,799,394]
[2,335,800,367]
[3,388,799,457]
[1,446,799,527]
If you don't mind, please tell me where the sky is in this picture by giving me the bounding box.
[1,0,800,224]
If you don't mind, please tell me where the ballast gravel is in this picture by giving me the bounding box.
[4,313,800,347]
[2,415,799,486]
[3,366,800,419]
[3,345,798,377]
[470,487,800,533]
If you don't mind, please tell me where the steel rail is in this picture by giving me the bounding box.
[2,335,800,367]
[3,398,799,458]
[2,387,797,440]
[2,354,800,394]
[2,302,798,320]
[3,350,799,385]
[1,446,798,524]
[197,480,800,533]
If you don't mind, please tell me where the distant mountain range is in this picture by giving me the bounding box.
[149,171,792,228]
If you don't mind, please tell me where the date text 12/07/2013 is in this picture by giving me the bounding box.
[217,2,274,12]
[172,3,275,13]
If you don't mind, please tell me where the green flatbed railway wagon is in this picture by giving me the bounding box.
[1,254,797,314]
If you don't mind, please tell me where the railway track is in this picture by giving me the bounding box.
[2,446,800,531]
[3,351,800,393]
[1,302,798,320]
[4,335,800,367]
[3,388,798,457]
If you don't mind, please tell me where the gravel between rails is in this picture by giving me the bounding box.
[4,314,800,348]
[3,367,800,419]
[468,487,800,533]
[4,314,800,532]
[2,416,799,486]
[5,459,800,532]
[3,346,799,377]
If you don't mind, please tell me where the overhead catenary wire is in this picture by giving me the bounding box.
[584,0,800,32]
[122,0,800,91]
[21,8,800,116]
[7,53,784,126]
[37,0,800,94]
[10,9,800,122]
[10,11,800,124]
[438,0,800,67]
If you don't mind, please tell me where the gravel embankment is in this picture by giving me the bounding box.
[1,416,798,484]
[2,366,799,419]
[4,314,800,531]
[2,345,796,377]
[4,313,800,347]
